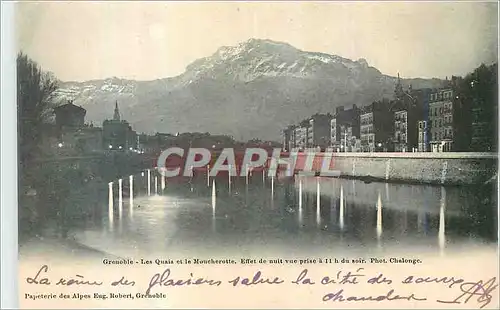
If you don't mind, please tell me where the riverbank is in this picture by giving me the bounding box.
[18,161,108,241]
[19,234,112,260]
[311,171,499,187]
[291,152,497,185]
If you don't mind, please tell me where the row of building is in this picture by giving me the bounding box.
[49,100,285,157]
[43,100,139,155]
[47,101,280,156]
[282,75,494,153]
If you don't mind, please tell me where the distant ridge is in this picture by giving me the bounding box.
[55,38,444,141]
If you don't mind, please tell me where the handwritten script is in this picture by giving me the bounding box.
[26,265,498,308]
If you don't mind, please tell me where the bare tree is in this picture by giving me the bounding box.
[17,52,59,166]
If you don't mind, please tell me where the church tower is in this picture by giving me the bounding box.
[394,73,405,101]
[113,101,121,121]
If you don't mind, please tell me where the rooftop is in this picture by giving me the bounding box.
[54,101,86,113]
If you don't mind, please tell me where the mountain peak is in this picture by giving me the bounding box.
[183,38,369,84]
[54,38,445,142]
[214,38,296,61]
[243,38,295,48]
[357,58,369,67]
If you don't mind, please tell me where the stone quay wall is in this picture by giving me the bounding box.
[293,152,497,186]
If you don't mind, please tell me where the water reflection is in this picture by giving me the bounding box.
[316,179,321,227]
[108,182,113,231]
[228,165,232,193]
[439,187,447,255]
[212,179,216,216]
[298,177,303,227]
[271,176,275,200]
[245,165,249,187]
[129,175,134,218]
[207,165,210,187]
[339,185,345,230]
[118,178,123,220]
[376,191,383,242]
[82,172,496,256]
[147,169,151,196]
[212,179,216,232]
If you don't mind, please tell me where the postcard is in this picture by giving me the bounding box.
[9,1,499,309]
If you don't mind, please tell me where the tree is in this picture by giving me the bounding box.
[458,63,498,151]
[17,52,59,166]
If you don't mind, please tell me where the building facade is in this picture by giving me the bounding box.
[360,109,375,152]
[282,125,297,151]
[52,101,103,154]
[102,101,137,151]
[360,100,394,152]
[294,124,307,151]
[339,125,353,152]
[307,114,332,150]
[54,101,86,129]
[392,77,431,153]
[283,116,329,151]
[330,117,337,150]
[394,110,408,152]
[417,120,430,152]
[428,88,454,152]
[330,105,360,152]
[467,65,498,152]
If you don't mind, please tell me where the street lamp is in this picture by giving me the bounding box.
[109,145,113,149]
[58,142,63,148]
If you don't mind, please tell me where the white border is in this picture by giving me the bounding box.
[1,1,19,308]
[0,1,498,309]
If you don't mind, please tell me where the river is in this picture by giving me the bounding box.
[30,169,493,260]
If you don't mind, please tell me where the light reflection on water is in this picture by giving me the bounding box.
[72,170,496,257]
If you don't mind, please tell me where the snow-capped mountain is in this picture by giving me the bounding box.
[56,77,137,105]
[55,38,444,141]
[180,39,382,85]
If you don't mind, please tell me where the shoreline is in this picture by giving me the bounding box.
[299,172,499,187]
[18,234,119,260]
